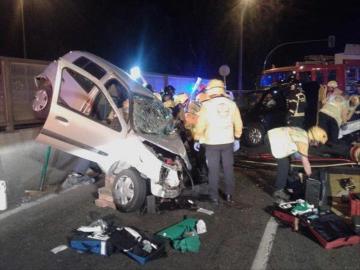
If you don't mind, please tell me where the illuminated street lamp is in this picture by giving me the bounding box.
[238,0,253,90]
[130,66,142,80]
[130,66,148,87]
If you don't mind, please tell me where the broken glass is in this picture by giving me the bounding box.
[132,94,174,135]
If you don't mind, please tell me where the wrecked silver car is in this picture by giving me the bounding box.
[32,51,191,212]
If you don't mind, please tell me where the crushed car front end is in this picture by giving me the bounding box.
[32,51,191,211]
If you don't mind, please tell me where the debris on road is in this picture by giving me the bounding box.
[61,173,96,190]
[68,219,166,264]
[50,245,68,254]
[196,207,214,216]
[158,197,198,212]
[156,217,204,253]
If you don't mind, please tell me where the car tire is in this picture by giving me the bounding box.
[112,168,147,212]
[244,123,265,147]
[32,87,52,119]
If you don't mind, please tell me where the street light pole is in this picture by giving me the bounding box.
[238,0,254,90]
[262,38,329,71]
[238,7,246,90]
[20,0,27,58]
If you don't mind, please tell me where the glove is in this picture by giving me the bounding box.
[193,141,201,152]
[233,140,240,152]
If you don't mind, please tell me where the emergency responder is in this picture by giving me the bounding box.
[162,85,175,101]
[173,93,189,121]
[183,92,209,137]
[162,85,176,109]
[268,126,328,202]
[338,95,360,143]
[193,79,243,205]
[184,91,210,183]
[321,80,343,104]
[173,93,190,142]
[347,95,359,121]
[319,86,349,143]
[285,79,306,128]
[348,81,360,121]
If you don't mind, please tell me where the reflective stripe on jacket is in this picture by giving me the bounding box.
[194,96,243,145]
[287,90,306,117]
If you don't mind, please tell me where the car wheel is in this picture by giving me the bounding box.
[32,87,52,119]
[112,168,147,212]
[244,123,265,147]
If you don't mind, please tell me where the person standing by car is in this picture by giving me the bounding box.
[184,91,210,183]
[319,88,349,143]
[173,93,190,142]
[268,126,328,202]
[324,80,343,102]
[285,80,307,128]
[193,79,243,205]
[348,81,360,122]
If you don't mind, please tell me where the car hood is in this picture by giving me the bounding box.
[139,133,191,168]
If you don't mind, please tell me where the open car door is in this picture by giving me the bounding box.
[36,59,128,171]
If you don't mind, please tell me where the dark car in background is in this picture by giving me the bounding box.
[239,88,287,147]
[238,81,319,147]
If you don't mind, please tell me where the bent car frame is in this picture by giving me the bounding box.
[32,51,191,212]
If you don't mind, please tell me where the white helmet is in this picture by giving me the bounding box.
[206,79,225,97]
[327,80,338,88]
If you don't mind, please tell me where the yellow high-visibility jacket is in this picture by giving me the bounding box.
[268,127,309,159]
[320,94,348,126]
[194,96,243,145]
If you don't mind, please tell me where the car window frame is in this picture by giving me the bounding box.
[73,56,107,80]
[55,59,126,134]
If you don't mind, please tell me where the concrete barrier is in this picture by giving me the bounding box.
[0,128,78,210]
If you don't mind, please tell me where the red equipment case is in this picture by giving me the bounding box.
[272,208,360,249]
[349,192,360,216]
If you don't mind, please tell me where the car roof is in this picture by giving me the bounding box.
[60,51,154,97]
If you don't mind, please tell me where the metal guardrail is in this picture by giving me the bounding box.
[0,57,48,132]
[0,55,209,132]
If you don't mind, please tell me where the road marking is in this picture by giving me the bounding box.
[0,193,57,221]
[0,184,91,222]
[250,216,278,270]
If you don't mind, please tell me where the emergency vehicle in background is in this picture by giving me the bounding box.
[259,44,360,95]
[239,44,360,147]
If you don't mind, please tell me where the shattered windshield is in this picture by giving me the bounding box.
[132,94,174,135]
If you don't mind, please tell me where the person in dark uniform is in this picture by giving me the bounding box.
[285,79,306,128]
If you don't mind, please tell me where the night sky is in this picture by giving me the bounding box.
[1,0,360,89]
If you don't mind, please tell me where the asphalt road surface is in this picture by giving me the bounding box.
[0,169,359,270]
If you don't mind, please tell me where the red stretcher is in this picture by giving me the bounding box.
[235,152,359,169]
